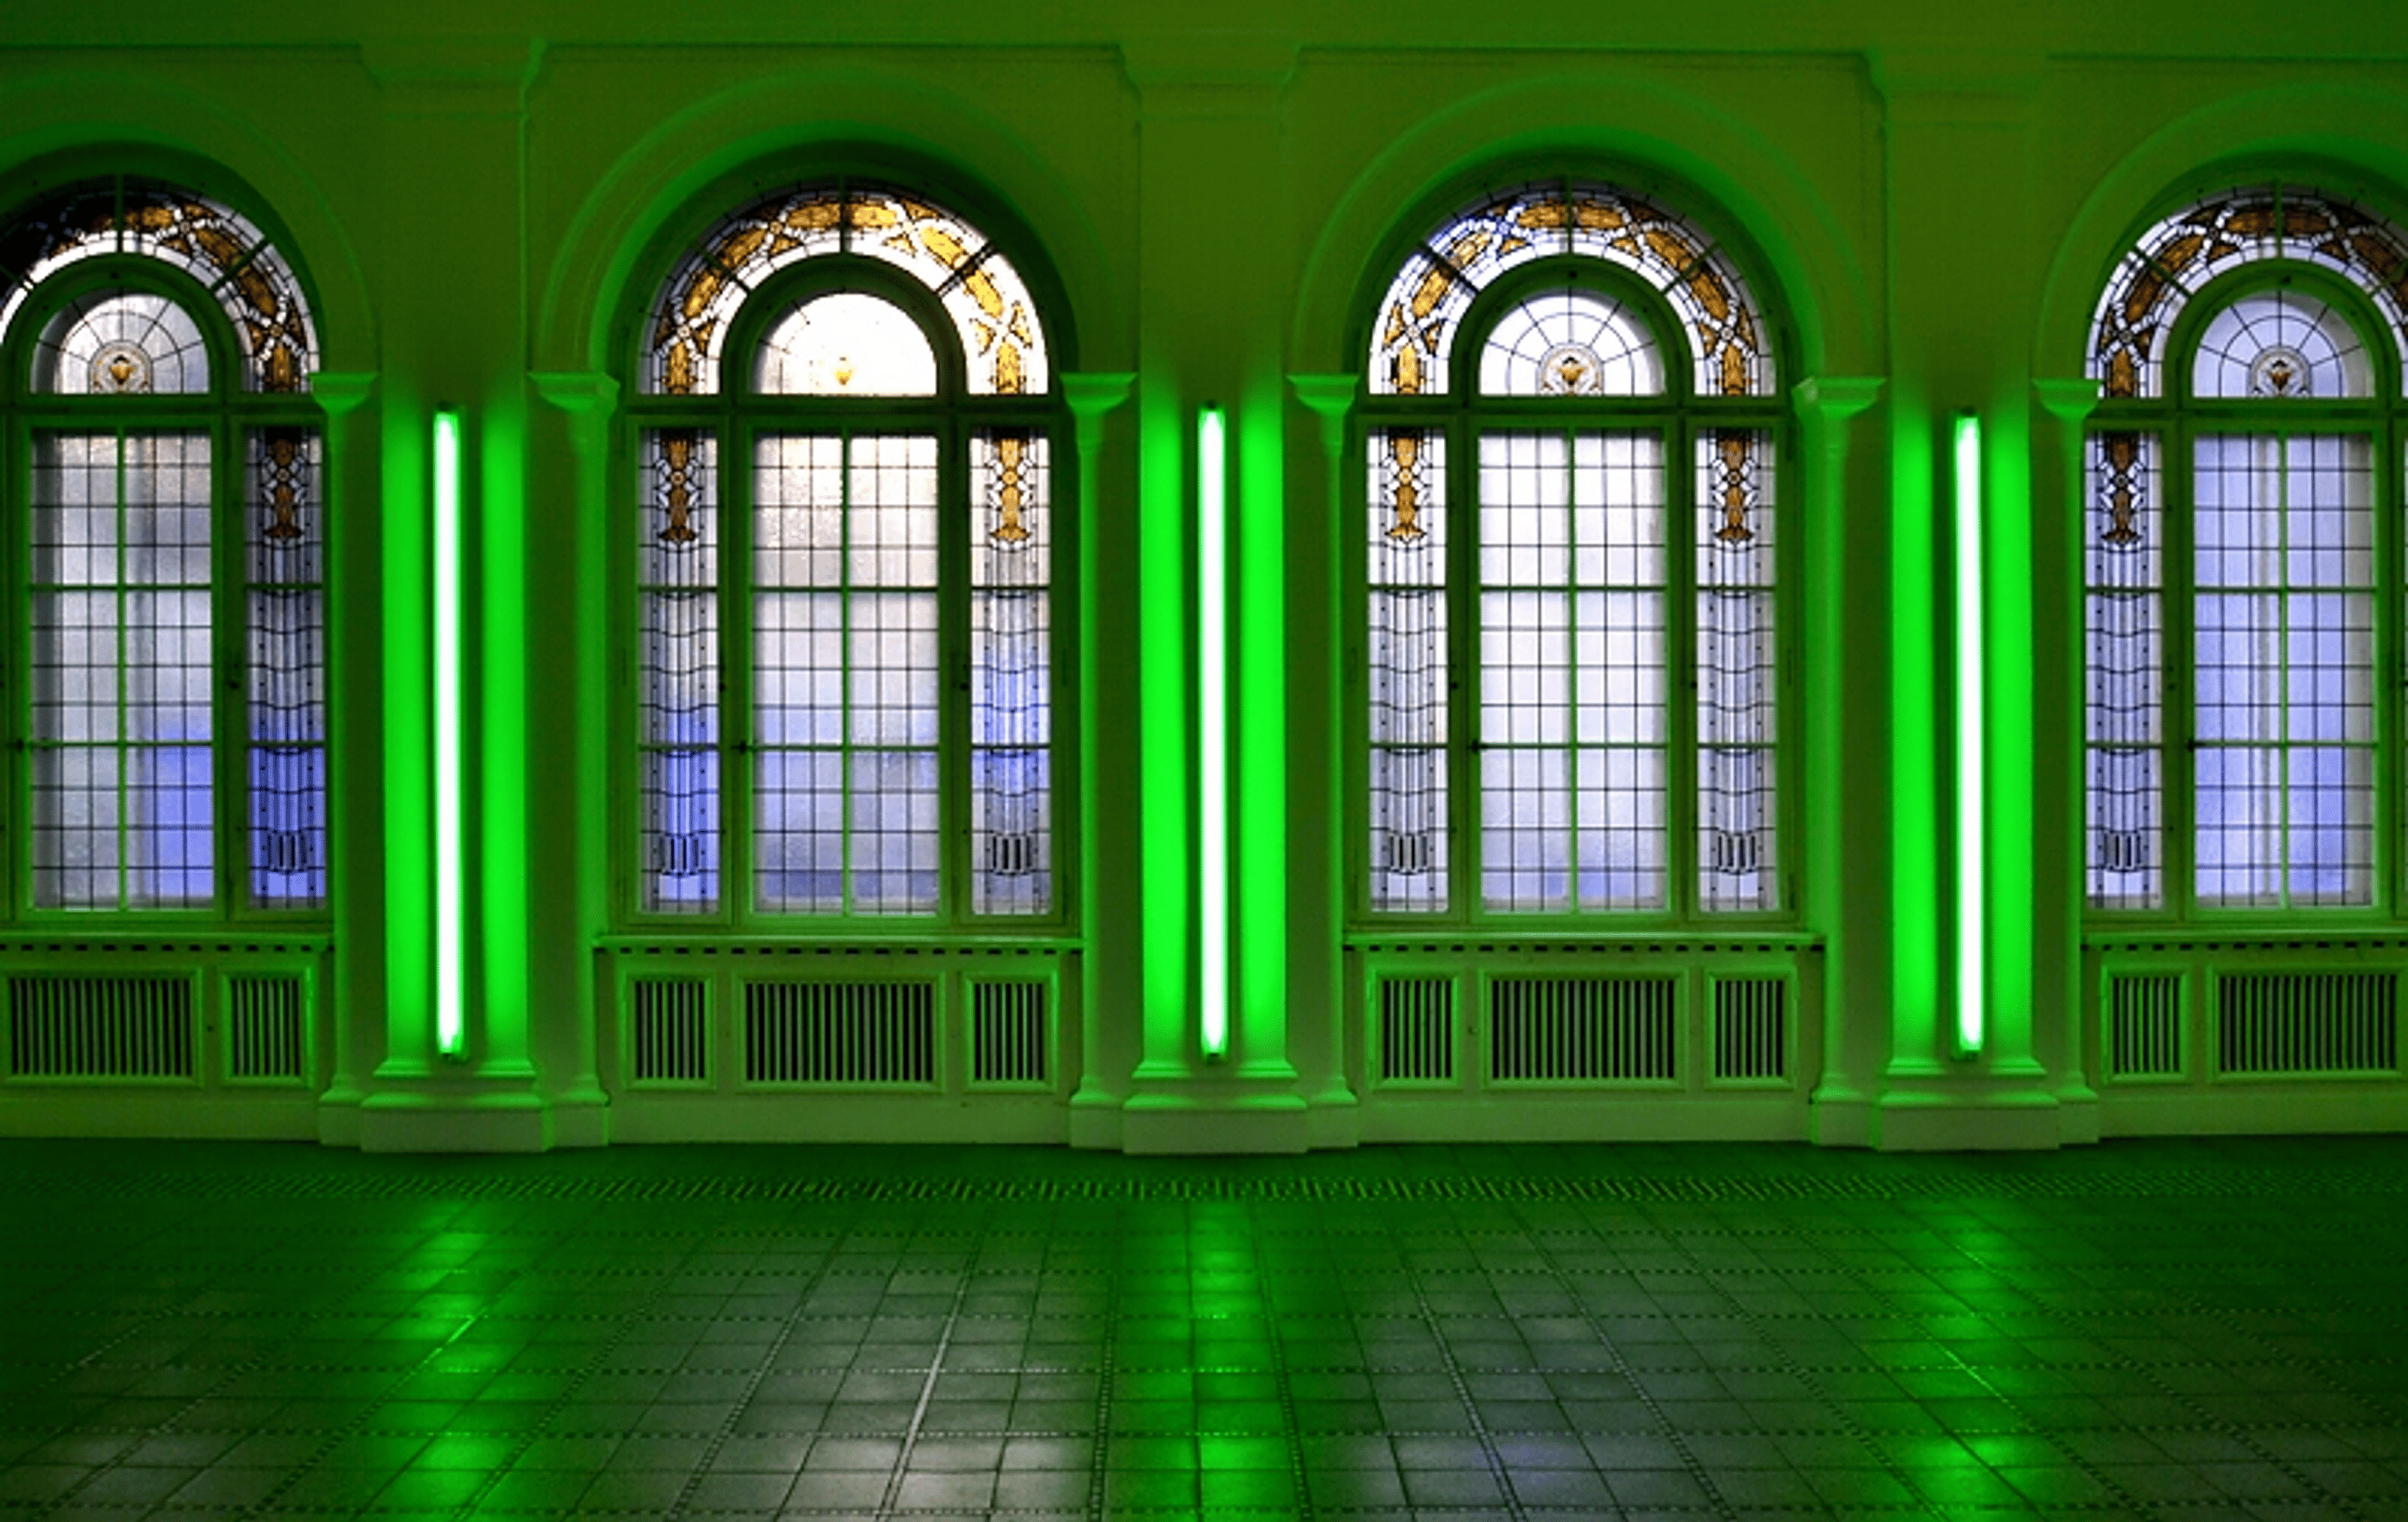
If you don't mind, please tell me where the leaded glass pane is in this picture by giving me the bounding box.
[33,290,209,395]
[2192,290,2371,400]
[2090,185,2408,398]
[30,432,214,909]
[1476,431,1668,912]
[2086,433,2165,909]
[638,430,721,912]
[246,428,326,909]
[1369,180,1771,398]
[752,434,941,915]
[1696,431,1777,911]
[1479,288,1662,397]
[2191,434,2376,907]
[1367,430,1449,911]
[971,431,1052,916]
[753,292,937,397]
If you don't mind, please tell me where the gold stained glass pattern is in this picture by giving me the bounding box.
[1370,181,1774,399]
[2089,185,2408,399]
[0,179,316,394]
[641,182,1047,398]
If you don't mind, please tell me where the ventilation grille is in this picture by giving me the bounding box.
[744,980,936,1086]
[227,975,306,1082]
[1489,976,1677,1082]
[969,980,1049,1088]
[1710,977,1786,1082]
[2106,972,2184,1079]
[630,978,710,1085]
[2218,973,2399,1076]
[7,976,194,1081]
[1379,976,1455,1084]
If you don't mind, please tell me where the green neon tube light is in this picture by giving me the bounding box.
[433,409,465,1059]
[1953,409,1984,1058]
[1198,405,1228,1061]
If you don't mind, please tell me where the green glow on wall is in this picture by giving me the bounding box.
[1986,405,2036,1067]
[1890,406,1938,1061]
[1138,387,1189,1073]
[1197,404,1228,1061]
[1236,387,1287,1070]
[479,406,530,1069]
[433,409,465,1060]
[1953,409,1985,1058]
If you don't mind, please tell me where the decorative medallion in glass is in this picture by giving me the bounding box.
[2191,289,2372,400]
[754,292,938,396]
[32,291,209,394]
[1479,289,1663,397]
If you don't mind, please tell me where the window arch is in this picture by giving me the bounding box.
[626,179,1063,924]
[1358,178,1786,922]
[2084,183,2408,914]
[0,175,325,913]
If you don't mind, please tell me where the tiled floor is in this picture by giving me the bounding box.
[2,1137,2405,1520]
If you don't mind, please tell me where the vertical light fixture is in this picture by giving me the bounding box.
[433,409,466,1058]
[1953,409,1984,1058]
[1197,405,1228,1061]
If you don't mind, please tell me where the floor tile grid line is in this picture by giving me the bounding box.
[1868,1210,2356,1520]
[1082,1225,1118,1522]
[868,1241,974,1519]
[434,1207,723,1522]
[1584,1207,1956,1519]
[12,1235,293,1522]
[1400,1235,1533,1522]
[1248,1220,1319,1522]
[1492,1222,1747,1522]
[656,1216,853,1522]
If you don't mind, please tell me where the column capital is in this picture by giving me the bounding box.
[1288,373,1358,457]
[2033,376,2103,425]
[309,370,379,419]
[530,370,620,416]
[1061,370,1135,421]
[1792,375,1885,424]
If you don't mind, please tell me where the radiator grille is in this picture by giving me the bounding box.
[969,979,1049,1087]
[226,975,306,1082]
[1710,977,1786,1082]
[2217,973,2398,1076]
[1489,976,1677,1082]
[1378,976,1455,1084]
[7,976,194,1080]
[630,978,710,1085]
[2105,972,2184,1079]
[744,980,936,1086]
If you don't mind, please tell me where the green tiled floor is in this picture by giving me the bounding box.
[3,1137,2406,1520]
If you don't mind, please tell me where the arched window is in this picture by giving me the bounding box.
[628,180,1062,923]
[2085,184,2408,915]
[1358,179,1784,921]
[0,175,324,914]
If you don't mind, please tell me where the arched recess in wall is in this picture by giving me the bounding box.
[1290,72,1868,382]
[0,163,330,921]
[532,63,1119,378]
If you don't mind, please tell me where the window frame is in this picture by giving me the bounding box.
[0,252,328,924]
[1349,248,1797,930]
[2086,261,2402,925]
[616,238,1075,934]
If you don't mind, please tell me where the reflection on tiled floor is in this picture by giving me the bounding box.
[2,1137,2406,1520]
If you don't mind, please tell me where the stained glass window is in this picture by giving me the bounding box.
[630,180,1061,925]
[1361,178,1783,922]
[0,177,326,915]
[2084,184,2408,915]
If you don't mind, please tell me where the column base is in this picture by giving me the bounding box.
[354,1089,555,1152]
[1118,1092,1312,1154]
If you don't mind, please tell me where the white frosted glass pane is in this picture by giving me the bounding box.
[2194,437,2282,589]
[755,750,842,913]
[126,744,213,907]
[32,435,116,586]
[2285,434,2373,586]
[2285,593,2373,741]
[848,436,939,587]
[1368,589,1446,747]
[1479,591,1567,746]
[753,292,937,396]
[2288,747,2373,905]
[752,592,841,747]
[2191,289,2372,400]
[847,593,938,747]
[1571,433,1664,586]
[1572,591,1665,745]
[849,750,938,912]
[1697,591,1773,747]
[1478,288,1663,397]
[2195,747,2284,906]
[971,747,1050,915]
[2085,592,2160,746]
[35,593,118,742]
[1481,747,1568,911]
[753,435,844,588]
[641,590,719,746]
[2194,594,2282,742]
[33,290,211,395]
[126,592,211,741]
[1479,433,1567,586]
[971,589,1050,748]
[34,747,120,908]
[1575,746,1666,910]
